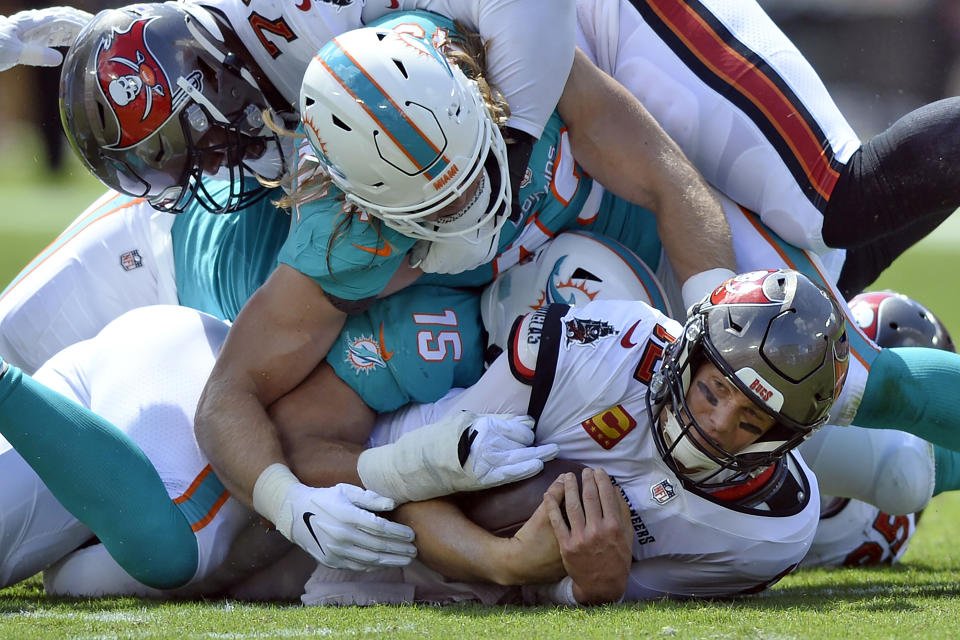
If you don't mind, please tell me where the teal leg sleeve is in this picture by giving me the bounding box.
[855,347,960,453]
[0,365,198,589]
[933,445,960,496]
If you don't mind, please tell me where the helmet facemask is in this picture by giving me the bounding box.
[648,269,849,490]
[147,83,290,213]
[647,318,793,489]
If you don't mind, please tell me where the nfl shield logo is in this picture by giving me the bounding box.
[650,479,676,505]
[120,250,143,271]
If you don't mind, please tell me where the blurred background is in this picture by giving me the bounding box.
[0,0,957,324]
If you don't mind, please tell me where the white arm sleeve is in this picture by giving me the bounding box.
[370,354,532,447]
[362,0,576,138]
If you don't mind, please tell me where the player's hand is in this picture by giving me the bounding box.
[0,7,93,72]
[544,468,633,604]
[357,411,559,504]
[277,482,417,572]
[459,413,560,491]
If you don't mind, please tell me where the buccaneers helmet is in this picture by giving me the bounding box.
[648,269,850,488]
[299,25,510,242]
[849,290,955,351]
[59,3,293,213]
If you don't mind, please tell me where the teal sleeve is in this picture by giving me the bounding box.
[278,191,416,300]
[172,186,290,321]
[0,365,198,589]
[857,347,960,453]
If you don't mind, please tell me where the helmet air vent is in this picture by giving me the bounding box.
[331,114,351,132]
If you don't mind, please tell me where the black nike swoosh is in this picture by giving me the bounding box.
[458,426,479,468]
[302,512,325,556]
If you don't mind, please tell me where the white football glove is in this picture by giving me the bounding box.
[461,414,559,489]
[253,465,416,572]
[0,7,93,72]
[357,411,560,504]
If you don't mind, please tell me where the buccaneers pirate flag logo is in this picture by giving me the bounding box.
[96,18,201,150]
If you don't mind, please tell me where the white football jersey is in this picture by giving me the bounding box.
[186,0,573,137]
[184,0,362,109]
[374,298,820,600]
[802,497,917,568]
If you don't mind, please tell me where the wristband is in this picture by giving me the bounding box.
[252,463,298,533]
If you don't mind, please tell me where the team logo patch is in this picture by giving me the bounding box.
[650,479,676,505]
[344,324,393,374]
[119,250,143,271]
[581,405,636,450]
[564,317,617,349]
[95,18,201,150]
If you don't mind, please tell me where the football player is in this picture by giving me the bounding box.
[9,0,960,297]
[312,268,848,603]
[0,229,668,595]
[47,0,578,214]
[2,268,847,604]
[572,0,960,298]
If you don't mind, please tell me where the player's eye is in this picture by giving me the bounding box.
[697,380,718,406]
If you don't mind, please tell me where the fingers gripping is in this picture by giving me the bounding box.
[284,482,417,571]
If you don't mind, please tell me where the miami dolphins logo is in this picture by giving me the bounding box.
[387,23,452,65]
[344,324,394,374]
[531,254,599,310]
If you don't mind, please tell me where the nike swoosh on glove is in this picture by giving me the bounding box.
[278,482,417,572]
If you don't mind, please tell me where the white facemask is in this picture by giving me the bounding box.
[661,409,721,476]
[431,169,495,243]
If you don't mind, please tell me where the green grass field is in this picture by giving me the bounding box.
[1,133,960,639]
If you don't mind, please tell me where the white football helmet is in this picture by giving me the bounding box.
[481,231,673,354]
[299,26,510,242]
